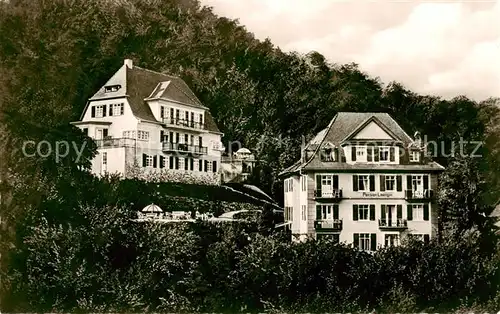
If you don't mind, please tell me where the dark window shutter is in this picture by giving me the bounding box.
[407,175,412,190]
[212,161,217,172]
[142,154,147,167]
[396,175,402,191]
[390,147,395,162]
[190,158,194,170]
[424,234,430,244]
[160,131,164,142]
[351,146,356,161]
[369,175,375,191]
[353,205,358,221]
[170,132,174,143]
[204,160,208,172]
[316,205,321,220]
[423,175,429,190]
[316,175,322,195]
[120,103,124,115]
[370,234,377,251]
[423,204,429,221]
[199,136,203,147]
[407,205,413,220]
[353,175,359,191]
[169,156,174,169]
[103,105,107,117]
[374,147,379,162]
[175,157,179,169]
[199,159,203,171]
[333,205,339,220]
[91,106,96,117]
[160,156,165,168]
[397,204,402,219]
[103,129,108,138]
[185,158,189,170]
[369,205,375,220]
[381,205,386,221]
[153,155,157,168]
[380,175,386,191]
[353,234,359,248]
[333,175,339,189]
[109,105,113,116]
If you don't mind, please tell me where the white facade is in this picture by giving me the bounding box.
[281,112,445,250]
[72,59,224,182]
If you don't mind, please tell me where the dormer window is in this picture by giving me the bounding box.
[320,142,336,162]
[105,85,121,93]
[410,151,420,162]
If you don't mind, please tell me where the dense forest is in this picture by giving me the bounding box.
[0,0,500,312]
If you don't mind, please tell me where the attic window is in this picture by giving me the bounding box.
[105,85,121,93]
[320,143,336,162]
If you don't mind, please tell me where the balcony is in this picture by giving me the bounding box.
[378,219,408,230]
[315,219,343,231]
[162,117,206,131]
[95,137,136,148]
[405,189,434,201]
[314,189,343,202]
[162,142,207,155]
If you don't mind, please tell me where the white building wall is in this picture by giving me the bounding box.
[297,171,435,248]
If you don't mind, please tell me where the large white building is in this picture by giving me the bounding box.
[71,59,224,181]
[280,112,445,250]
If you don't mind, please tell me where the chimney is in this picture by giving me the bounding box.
[124,59,133,68]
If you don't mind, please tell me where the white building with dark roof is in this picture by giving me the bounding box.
[71,59,224,182]
[280,112,445,250]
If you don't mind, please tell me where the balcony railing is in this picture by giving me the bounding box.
[405,189,434,200]
[162,117,206,130]
[162,142,208,155]
[314,219,343,231]
[378,219,408,230]
[95,137,136,148]
[314,189,343,200]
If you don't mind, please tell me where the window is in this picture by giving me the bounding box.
[321,144,336,162]
[207,161,213,172]
[199,113,203,126]
[358,175,370,191]
[412,175,423,191]
[111,103,124,116]
[358,205,370,220]
[145,155,153,167]
[301,205,307,221]
[213,141,220,150]
[356,146,366,161]
[319,205,337,220]
[379,147,390,161]
[301,175,307,191]
[359,234,371,251]
[385,175,396,191]
[179,158,185,170]
[95,105,104,118]
[385,234,399,247]
[412,204,424,221]
[102,152,107,165]
[410,151,420,162]
[104,85,121,92]
[137,131,150,141]
[284,206,293,221]
[122,130,136,139]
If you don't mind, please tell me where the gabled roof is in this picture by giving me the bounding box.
[279,112,444,176]
[83,61,220,133]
